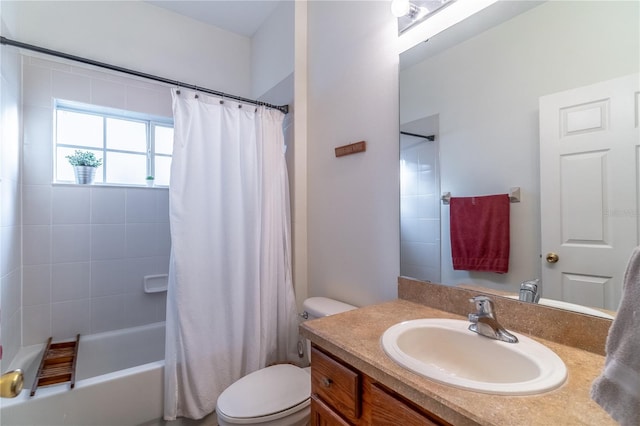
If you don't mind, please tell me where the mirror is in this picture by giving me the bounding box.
[399,0,640,317]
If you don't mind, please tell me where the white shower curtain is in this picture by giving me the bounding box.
[164,89,299,420]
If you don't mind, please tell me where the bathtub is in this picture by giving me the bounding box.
[1,322,166,426]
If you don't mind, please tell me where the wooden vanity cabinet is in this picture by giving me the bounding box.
[310,345,451,426]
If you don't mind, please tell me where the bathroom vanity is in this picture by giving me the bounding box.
[310,345,450,425]
[300,277,615,425]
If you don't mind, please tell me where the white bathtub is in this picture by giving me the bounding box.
[1,322,166,426]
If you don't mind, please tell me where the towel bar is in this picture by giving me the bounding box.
[441,187,521,205]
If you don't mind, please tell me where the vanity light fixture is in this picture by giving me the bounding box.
[391,0,420,18]
[397,0,499,53]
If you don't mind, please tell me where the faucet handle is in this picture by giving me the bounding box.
[469,295,494,315]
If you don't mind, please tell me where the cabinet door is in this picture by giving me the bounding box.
[311,347,361,422]
[370,384,445,426]
[311,395,352,426]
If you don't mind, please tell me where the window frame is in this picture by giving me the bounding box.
[54,100,174,186]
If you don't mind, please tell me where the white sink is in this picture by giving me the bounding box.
[506,296,614,319]
[381,318,567,395]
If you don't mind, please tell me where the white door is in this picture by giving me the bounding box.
[539,73,639,311]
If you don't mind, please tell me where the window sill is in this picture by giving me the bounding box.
[52,182,168,189]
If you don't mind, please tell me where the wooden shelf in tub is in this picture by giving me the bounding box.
[30,334,80,397]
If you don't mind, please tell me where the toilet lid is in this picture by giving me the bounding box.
[217,364,311,419]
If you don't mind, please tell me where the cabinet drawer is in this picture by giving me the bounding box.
[371,384,448,426]
[311,395,352,426]
[311,346,361,423]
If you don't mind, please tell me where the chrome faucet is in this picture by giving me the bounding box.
[468,296,518,343]
[519,279,541,303]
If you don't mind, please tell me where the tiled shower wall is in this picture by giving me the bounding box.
[21,55,172,345]
[1,43,23,365]
[400,135,441,283]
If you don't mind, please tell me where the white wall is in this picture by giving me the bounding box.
[306,1,400,306]
[5,0,251,97]
[400,1,640,292]
[0,4,23,366]
[251,0,294,99]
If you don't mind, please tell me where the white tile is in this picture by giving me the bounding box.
[23,63,52,108]
[400,195,418,219]
[23,304,52,346]
[156,223,172,257]
[91,224,125,260]
[1,269,21,321]
[22,225,50,266]
[0,178,21,227]
[23,143,53,185]
[52,186,90,224]
[1,48,20,88]
[417,194,438,219]
[2,310,21,364]
[52,70,91,103]
[126,188,157,223]
[91,78,126,110]
[91,295,125,333]
[28,56,72,72]
[23,185,51,225]
[1,225,21,274]
[91,187,125,224]
[52,224,90,263]
[23,105,53,148]
[123,291,165,328]
[91,259,125,297]
[123,257,168,293]
[23,264,51,306]
[0,92,21,182]
[400,217,418,243]
[156,189,170,223]
[125,85,172,118]
[52,262,91,302]
[125,223,157,258]
[51,299,91,341]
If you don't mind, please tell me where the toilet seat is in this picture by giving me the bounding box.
[216,364,311,424]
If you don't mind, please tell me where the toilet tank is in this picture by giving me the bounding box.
[302,297,356,320]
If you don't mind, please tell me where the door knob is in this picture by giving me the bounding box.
[546,252,559,263]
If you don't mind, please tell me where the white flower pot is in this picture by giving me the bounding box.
[73,166,97,184]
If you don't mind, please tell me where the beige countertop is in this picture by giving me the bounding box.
[300,298,615,426]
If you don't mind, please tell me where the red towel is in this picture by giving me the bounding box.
[450,194,510,273]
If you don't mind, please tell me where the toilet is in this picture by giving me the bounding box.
[216,297,357,426]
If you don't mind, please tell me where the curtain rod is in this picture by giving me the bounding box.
[0,36,289,114]
[400,131,435,141]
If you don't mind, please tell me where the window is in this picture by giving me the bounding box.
[54,101,174,186]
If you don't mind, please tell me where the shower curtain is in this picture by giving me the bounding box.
[164,89,299,420]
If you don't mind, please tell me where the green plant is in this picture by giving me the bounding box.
[66,150,103,167]
[146,176,154,180]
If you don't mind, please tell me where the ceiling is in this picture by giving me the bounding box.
[146,0,282,37]
[147,0,544,68]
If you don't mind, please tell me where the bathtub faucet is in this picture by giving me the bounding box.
[0,369,24,398]
[519,279,541,303]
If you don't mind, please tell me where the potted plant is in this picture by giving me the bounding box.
[66,150,103,184]
[146,176,155,187]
